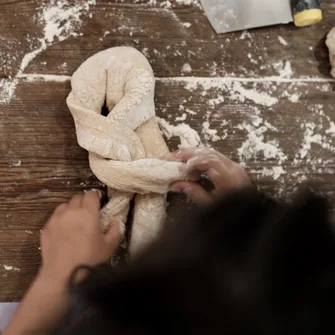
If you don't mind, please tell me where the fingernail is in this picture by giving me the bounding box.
[169,186,182,193]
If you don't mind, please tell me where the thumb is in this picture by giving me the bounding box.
[104,216,125,251]
[169,181,214,206]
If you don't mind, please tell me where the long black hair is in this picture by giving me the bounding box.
[55,188,335,334]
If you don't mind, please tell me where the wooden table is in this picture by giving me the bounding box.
[0,0,334,301]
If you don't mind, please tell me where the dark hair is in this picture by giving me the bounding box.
[55,188,335,334]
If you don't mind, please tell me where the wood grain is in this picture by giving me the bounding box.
[0,0,334,300]
[0,0,334,78]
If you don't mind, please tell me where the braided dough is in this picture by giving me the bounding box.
[67,47,187,255]
[326,28,335,78]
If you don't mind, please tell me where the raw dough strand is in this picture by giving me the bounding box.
[67,47,186,255]
[326,28,335,78]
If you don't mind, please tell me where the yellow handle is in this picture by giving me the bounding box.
[294,8,322,27]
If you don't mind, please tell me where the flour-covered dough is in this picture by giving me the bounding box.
[67,47,186,255]
[326,28,335,78]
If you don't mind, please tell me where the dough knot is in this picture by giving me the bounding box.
[67,47,186,253]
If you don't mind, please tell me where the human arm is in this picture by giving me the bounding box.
[3,190,124,335]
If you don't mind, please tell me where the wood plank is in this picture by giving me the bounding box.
[154,78,335,197]
[0,230,40,301]
[0,0,334,81]
[1,78,334,188]
[1,77,335,300]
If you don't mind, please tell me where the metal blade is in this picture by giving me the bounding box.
[200,0,293,34]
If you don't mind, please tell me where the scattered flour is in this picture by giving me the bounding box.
[160,0,172,8]
[288,93,300,103]
[0,0,95,104]
[320,84,332,92]
[21,0,95,73]
[252,166,286,180]
[156,117,202,148]
[264,166,286,180]
[278,36,288,46]
[237,130,285,161]
[237,108,287,165]
[11,160,21,167]
[3,265,20,272]
[17,73,71,82]
[247,53,258,65]
[0,79,17,104]
[157,0,201,9]
[207,95,224,107]
[202,121,223,143]
[326,122,335,135]
[182,22,192,28]
[185,108,197,115]
[58,62,67,70]
[273,60,293,78]
[294,121,335,162]
[183,78,278,107]
[240,30,252,40]
[181,63,192,73]
[176,113,187,121]
[231,81,278,106]
[175,0,201,7]
[281,90,301,103]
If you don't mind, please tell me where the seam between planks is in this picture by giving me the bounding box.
[14,73,335,84]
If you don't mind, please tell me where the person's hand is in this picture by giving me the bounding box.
[40,190,124,284]
[4,190,125,335]
[165,148,250,205]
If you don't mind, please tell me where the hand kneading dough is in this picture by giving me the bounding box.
[326,28,335,78]
[67,47,187,255]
